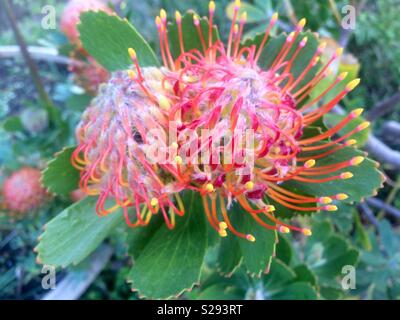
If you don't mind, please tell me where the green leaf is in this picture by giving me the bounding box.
[263,259,296,290]
[309,53,360,106]
[315,202,355,234]
[283,145,385,204]
[35,197,122,267]
[237,212,277,277]
[186,272,247,300]
[263,259,318,300]
[126,214,164,259]
[226,2,266,23]
[217,236,243,276]
[192,284,244,300]
[319,286,343,300]
[328,202,355,234]
[304,221,360,279]
[293,264,317,287]
[378,220,395,255]
[353,210,372,251]
[2,116,24,133]
[272,282,318,300]
[301,125,326,140]
[243,31,321,91]
[219,203,277,277]
[275,234,293,265]
[316,247,358,279]
[79,11,159,71]
[324,113,370,147]
[167,11,220,60]
[127,191,207,299]
[41,147,80,196]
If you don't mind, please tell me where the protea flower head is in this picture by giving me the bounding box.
[2,167,47,214]
[69,55,109,94]
[70,188,87,203]
[61,0,110,94]
[72,67,185,228]
[73,0,369,241]
[61,0,112,46]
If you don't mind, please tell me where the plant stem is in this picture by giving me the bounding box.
[1,0,53,107]
[328,0,341,26]
[367,91,400,120]
[377,175,400,219]
[358,203,379,228]
[366,198,400,219]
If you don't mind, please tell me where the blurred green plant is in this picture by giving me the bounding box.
[1,0,399,302]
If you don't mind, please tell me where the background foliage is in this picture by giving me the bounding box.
[0,0,399,300]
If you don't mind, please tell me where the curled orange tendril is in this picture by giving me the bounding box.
[72,1,369,241]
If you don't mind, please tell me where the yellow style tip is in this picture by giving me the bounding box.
[240,12,247,22]
[338,71,348,80]
[297,18,306,28]
[346,78,361,91]
[287,31,295,40]
[300,36,308,46]
[335,47,344,57]
[345,139,357,146]
[128,48,136,59]
[350,156,365,166]
[205,183,214,193]
[319,197,332,204]
[302,228,312,236]
[158,95,171,110]
[266,205,275,212]
[219,221,228,230]
[325,205,338,212]
[155,16,162,27]
[150,197,159,207]
[234,0,241,9]
[175,11,181,22]
[246,234,256,242]
[340,172,354,179]
[245,181,254,190]
[219,230,227,237]
[271,12,279,22]
[357,121,370,131]
[209,1,216,12]
[175,155,183,165]
[279,226,290,234]
[127,70,136,79]
[304,159,316,168]
[336,193,349,200]
[318,42,327,51]
[171,142,179,149]
[351,108,364,117]
[160,9,167,20]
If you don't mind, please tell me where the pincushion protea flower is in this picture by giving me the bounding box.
[61,0,110,94]
[73,0,370,241]
[69,55,109,94]
[2,168,47,214]
[61,0,112,46]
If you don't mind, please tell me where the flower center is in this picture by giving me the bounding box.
[167,55,304,197]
